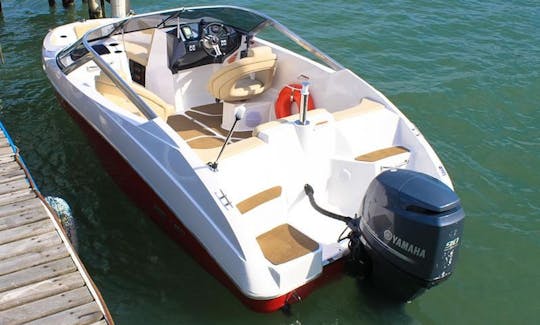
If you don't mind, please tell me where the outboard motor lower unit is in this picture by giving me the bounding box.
[359,169,464,301]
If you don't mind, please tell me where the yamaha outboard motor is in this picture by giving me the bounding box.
[359,169,465,301]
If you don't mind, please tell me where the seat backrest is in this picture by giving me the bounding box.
[208,46,277,102]
[74,20,104,39]
[95,70,132,98]
[95,70,174,120]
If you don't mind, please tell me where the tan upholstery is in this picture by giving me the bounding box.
[208,46,277,102]
[333,98,385,121]
[123,29,155,66]
[193,136,265,163]
[74,20,104,39]
[95,71,174,120]
[124,42,151,66]
[252,108,331,137]
[355,146,409,162]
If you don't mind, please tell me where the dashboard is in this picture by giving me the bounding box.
[169,20,242,73]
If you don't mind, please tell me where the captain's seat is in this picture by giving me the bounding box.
[207,46,277,102]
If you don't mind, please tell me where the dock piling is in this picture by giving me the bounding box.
[47,0,75,7]
[111,0,130,18]
[62,0,75,7]
[88,0,105,19]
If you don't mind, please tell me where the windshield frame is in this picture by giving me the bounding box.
[56,5,344,121]
[59,5,343,72]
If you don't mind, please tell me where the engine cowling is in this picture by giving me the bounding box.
[359,169,464,301]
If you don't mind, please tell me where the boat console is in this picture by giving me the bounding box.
[169,20,242,72]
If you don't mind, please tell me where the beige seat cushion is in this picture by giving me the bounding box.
[333,98,385,121]
[74,20,104,39]
[95,71,174,120]
[230,78,264,99]
[252,108,331,137]
[208,46,277,102]
[95,71,130,97]
[193,136,265,163]
[124,41,151,66]
[123,29,155,66]
[355,146,409,162]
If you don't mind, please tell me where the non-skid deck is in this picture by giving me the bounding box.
[256,224,319,265]
[0,130,111,324]
[166,103,251,150]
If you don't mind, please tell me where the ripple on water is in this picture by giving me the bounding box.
[1,0,540,323]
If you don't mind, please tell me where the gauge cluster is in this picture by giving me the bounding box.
[170,20,242,73]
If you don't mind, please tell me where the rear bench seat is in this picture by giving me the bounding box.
[332,98,409,166]
[327,98,411,213]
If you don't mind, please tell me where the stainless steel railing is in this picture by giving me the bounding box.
[82,34,158,120]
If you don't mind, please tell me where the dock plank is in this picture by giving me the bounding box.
[0,286,94,325]
[0,219,55,245]
[0,171,25,185]
[0,231,62,260]
[0,272,85,311]
[0,197,43,218]
[25,301,104,325]
[0,161,23,177]
[0,208,48,232]
[0,179,30,196]
[0,257,76,293]
[0,127,110,323]
[0,137,10,148]
[0,244,69,276]
[0,188,36,206]
[0,146,14,157]
[0,154,15,164]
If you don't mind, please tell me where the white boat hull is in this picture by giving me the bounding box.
[42,7,464,311]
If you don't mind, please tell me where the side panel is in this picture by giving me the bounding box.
[54,91,346,313]
[43,58,254,291]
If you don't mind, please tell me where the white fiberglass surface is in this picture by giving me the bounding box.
[44,9,453,297]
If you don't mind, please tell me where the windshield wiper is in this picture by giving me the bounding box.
[157,8,185,28]
[106,18,131,38]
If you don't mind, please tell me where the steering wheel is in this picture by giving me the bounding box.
[200,22,230,58]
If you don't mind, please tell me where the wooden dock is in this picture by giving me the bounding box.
[0,126,113,324]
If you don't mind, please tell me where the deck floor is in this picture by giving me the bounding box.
[167,103,251,150]
[0,130,110,324]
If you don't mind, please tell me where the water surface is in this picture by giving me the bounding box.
[1,0,539,323]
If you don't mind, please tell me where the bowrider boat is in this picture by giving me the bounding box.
[42,6,465,312]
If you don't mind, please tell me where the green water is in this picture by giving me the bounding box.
[1,0,539,323]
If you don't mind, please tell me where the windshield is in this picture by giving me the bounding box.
[159,7,267,33]
[57,5,342,74]
[100,6,269,40]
